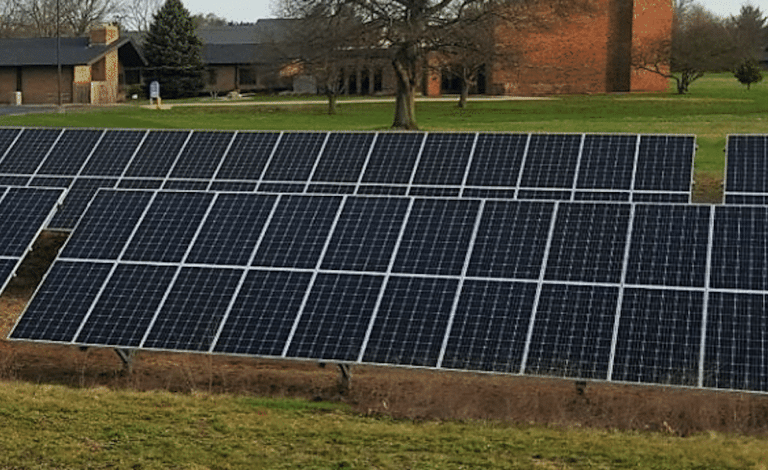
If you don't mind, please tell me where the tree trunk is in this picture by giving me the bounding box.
[327,92,337,115]
[458,70,470,108]
[391,46,418,130]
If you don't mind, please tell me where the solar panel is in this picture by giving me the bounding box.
[310,133,375,183]
[261,132,326,182]
[524,284,618,380]
[464,133,527,188]
[168,131,234,179]
[710,205,768,291]
[287,273,384,362]
[124,130,190,178]
[544,203,631,283]
[411,133,475,186]
[37,129,103,176]
[0,128,62,174]
[213,132,279,181]
[519,134,582,190]
[575,134,636,191]
[612,288,703,386]
[0,186,64,257]
[724,135,768,203]
[360,133,424,185]
[80,130,146,177]
[0,128,22,157]
[633,135,694,193]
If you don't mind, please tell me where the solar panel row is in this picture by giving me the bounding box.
[0,128,695,228]
[0,185,65,293]
[10,190,768,393]
[725,135,768,204]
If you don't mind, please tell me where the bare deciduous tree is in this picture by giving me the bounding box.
[632,2,737,94]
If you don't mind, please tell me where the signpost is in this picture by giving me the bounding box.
[149,81,161,108]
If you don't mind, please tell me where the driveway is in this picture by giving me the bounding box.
[0,106,58,116]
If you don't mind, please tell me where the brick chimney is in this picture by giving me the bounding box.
[90,25,119,46]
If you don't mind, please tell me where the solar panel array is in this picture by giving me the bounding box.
[10,189,768,393]
[0,186,64,293]
[0,128,695,228]
[724,135,768,204]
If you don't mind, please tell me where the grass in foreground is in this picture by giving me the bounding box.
[1,380,767,470]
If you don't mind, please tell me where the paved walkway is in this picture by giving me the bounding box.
[141,95,553,110]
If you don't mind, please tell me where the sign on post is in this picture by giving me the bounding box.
[149,81,161,107]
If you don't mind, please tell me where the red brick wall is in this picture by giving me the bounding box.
[489,0,671,95]
[19,67,74,104]
[631,0,672,91]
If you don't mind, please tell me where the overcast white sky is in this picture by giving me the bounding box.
[181,0,758,24]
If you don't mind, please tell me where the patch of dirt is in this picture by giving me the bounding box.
[2,232,768,436]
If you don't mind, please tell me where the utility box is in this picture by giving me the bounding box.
[12,91,21,105]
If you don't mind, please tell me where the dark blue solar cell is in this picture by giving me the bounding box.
[28,176,73,188]
[412,133,475,186]
[257,182,306,193]
[187,193,278,265]
[0,128,61,174]
[261,132,326,181]
[169,131,234,179]
[0,128,21,158]
[118,178,163,189]
[361,133,424,184]
[48,177,118,230]
[461,188,516,199]
[525,283,618,380]
[215,132,280,180]
[575,134,636,190]
[60,189,154,260]
[516,189,572,200]
[545,202,631,283]
[626,205,710,287]
[408,186,460,197]
[162,180,210,190]
[704,292,768,392]
[321,196,410,272]
[519,134,582,189]
[9,261,112,342]
[393,198,481,276]
[311,133,375,182]
[362,276,459,367]
[213,269,313,356]
[0,258,18,291]
[143,267,243,352]
[252,195,342,269]
[634,135,694,192]
[573,191,630,202]
[710,206,768,291]
[725,135,768,194]
[123,191,214,263]
[0,187,63,257]
[124,130,190,178]
[208,181,257,192]
[632,192,689,203]
[612,288,703,386]
[287,273,384,361]
[465,133,527,187]
[356,185,408,196]
[37,129,103,175]
[0,176,30,186]
[306,183,356,194]
[468,201,555,279]
[725,194,768,205]
[80,130,146,176]
[75,264,177,347]
[441,280,537,373]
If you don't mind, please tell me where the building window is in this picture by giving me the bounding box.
[239,67,257,86]
[207,68,218,85]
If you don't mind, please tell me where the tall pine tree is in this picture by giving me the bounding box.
[143,0,204,98]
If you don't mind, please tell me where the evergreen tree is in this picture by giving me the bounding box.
[734,58,763,90]
[143,0,204,98]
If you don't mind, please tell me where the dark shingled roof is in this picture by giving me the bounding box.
[198,19,300,65]
[0,36,146,67]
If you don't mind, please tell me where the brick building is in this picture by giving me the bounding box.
[0,25,146,105]
[428,0,672,96]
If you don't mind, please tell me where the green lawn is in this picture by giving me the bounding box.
[2,73,766,202]
[1,381,767,470]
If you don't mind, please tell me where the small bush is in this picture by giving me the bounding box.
[733,58,763,90]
